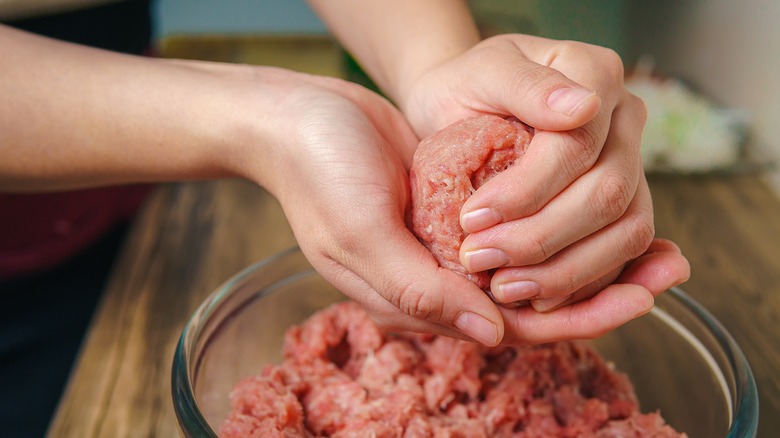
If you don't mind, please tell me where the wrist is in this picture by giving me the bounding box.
[207,65,310,196]
[391,26,479,111]
[0,27,289,192]
[144,61,313,194]
[308,0,479,108]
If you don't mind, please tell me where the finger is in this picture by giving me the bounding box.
[312,258,472,342]
[309,222,506,347]
[460,127,606,233]
[528,237,690,312]
[462,36,602,131]
[639,237,683,255]
[499,283,654,345]
[460,39,635,233]
[484,176,652,305]
[528,266,623,312]
[460,96,646,274]
[615,238,691,295]
[461,92,646,235]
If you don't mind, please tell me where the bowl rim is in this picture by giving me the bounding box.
[663,287,759,437]
[172,246,303,437]
[171,246,759,437]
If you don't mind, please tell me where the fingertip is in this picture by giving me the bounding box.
[543,87,601,129]
[530,295,569,313]
[415,265,505,346]
[675,256,692,286]
[633,296,655,319]
[491,279,541,304]
[454,309,504,347]
[460,207,502,233]
[634,288,656,318]
[498,284,655,344]
[617,250,692,296]
[646,237,683,254]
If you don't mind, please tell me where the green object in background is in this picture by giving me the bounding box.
[343,51,383,97]
[343,0,630,99]
[534,0,627,56]
[469,0,628,58]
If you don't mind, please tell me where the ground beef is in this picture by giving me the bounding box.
[409,115,534,291]
[219,302,686,437]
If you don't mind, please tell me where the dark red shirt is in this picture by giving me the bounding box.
[0,185,153,280]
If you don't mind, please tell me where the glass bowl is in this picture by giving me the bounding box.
[172,246,759,437]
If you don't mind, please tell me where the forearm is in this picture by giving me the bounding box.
[307,0,479,106]
[0,25,274,192]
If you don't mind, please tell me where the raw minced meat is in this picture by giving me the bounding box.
[219,301,686,438]
[220,116,686,437]
[409,115,533,291]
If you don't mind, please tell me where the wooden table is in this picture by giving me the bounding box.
[47,36,780,437]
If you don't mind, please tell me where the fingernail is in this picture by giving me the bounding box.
[463,248,509,272]
[547,87,596,116]
[461,208,501,233]
[454,312,499,346]
[531,295,569,312]
[634,298,655,319]
[634,304,654,319]
[495,280,541,303]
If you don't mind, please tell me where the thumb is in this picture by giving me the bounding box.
[543,85,601,126]
[468,43,601,130]
[320,227,506,347]
[378,230,505,346]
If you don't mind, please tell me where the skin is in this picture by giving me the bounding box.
[0,24,501,344]
[1,0,690,347]
[308,0,690,340]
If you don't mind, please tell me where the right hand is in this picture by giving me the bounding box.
[396,34,689,313]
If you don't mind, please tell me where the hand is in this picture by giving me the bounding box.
[247,70,508,346]
[498,238,690,344]
[398,34,689,319]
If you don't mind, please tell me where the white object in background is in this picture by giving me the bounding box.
[626,57,749,173]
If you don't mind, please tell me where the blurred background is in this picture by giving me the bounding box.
[154,0,779,190]
[5,2,771,437]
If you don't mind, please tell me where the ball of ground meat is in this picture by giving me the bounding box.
[409,115,533,292]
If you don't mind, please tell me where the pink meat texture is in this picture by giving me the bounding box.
[219,301,686,437]
[409,115,533,291]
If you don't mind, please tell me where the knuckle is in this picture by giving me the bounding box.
[391,281,441,321]
[329,222,363,255]
[565,126,602,169]
[509,65,561,101]
[591,172,633,224]
[622,212,655,259]
[506,184,545,217]
[554,266,579,297]
[552,40,590,61]
[594,46,625,82]
[626,92,649,125]
[518,230,551,265]
[552,41,624,84]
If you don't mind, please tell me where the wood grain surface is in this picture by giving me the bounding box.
[47,36,779,437]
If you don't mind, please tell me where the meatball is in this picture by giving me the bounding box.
[409,115,533,291]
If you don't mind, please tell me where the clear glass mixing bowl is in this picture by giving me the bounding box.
[172,246,758,437]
